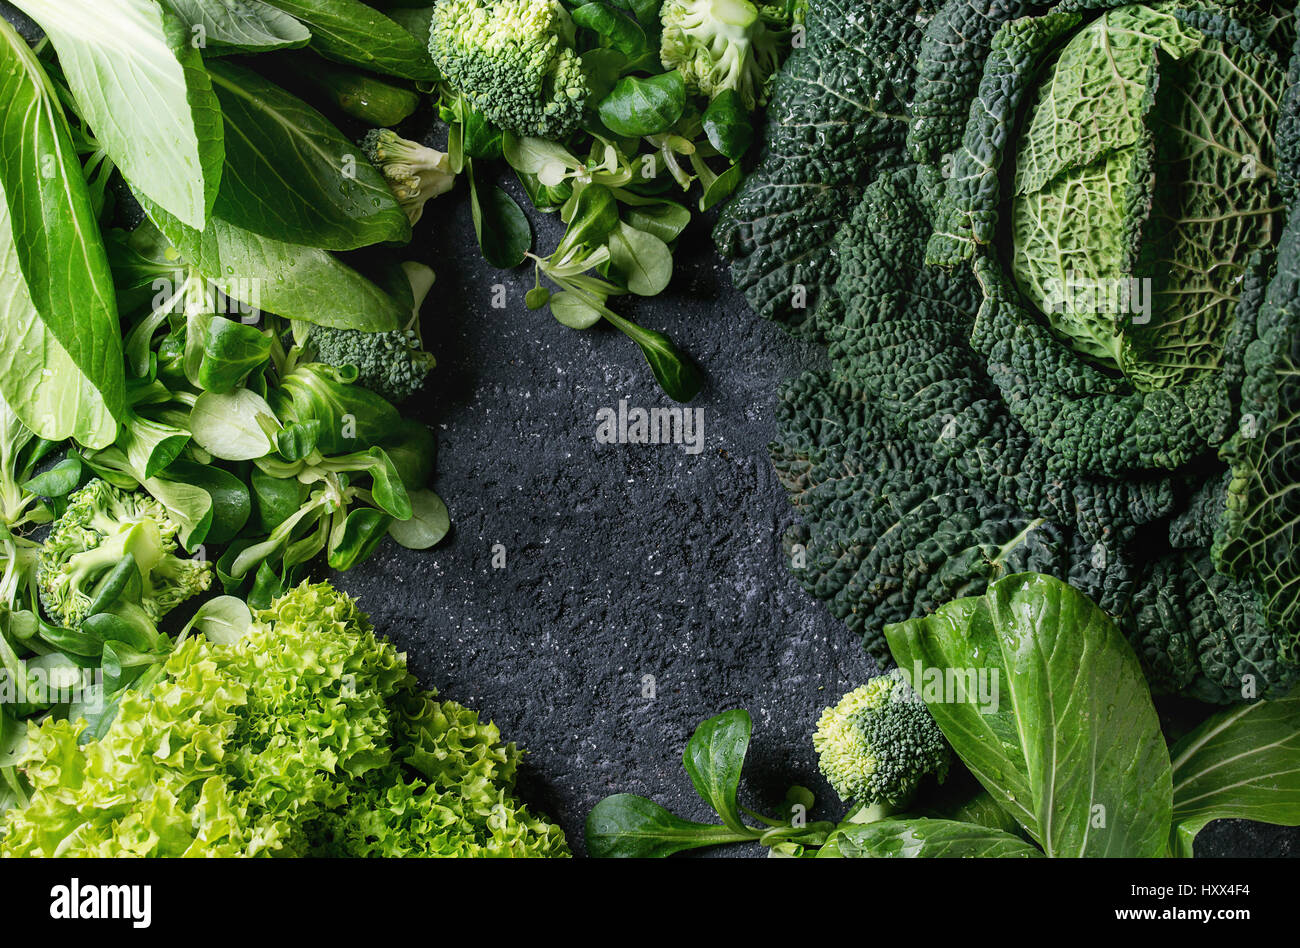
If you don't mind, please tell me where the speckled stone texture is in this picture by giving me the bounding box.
[332,177,869,856]
[331,159,1298,857]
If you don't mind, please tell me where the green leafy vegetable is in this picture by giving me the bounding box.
[715,0,921,326]
[587,708,834,857]
[587,794,755,857]
[1168,696,1300,856]
[11,0,224,229]
[572,2,649,58]
[607,221,672,295]
[829,818,1043,858]
[724,0,1300,702]
[1004,7,1281,391]
[386,488,449,550]
[139,195,406,331]
[701,88,752,158]
[598,71,686,137]
[593,574,1300,858]
[189,388,277,461]
[0,582,569,857]
[681,707,751,834]
[465,161,531,268]
[261,0,438,79]
[887,574,1172,857]
[0,18,122,447]
[210,61,412,249]
[163,0,312,55]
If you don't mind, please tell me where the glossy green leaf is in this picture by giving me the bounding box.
[580,48,627,104]
[1168,696,1300,857]
[469,169,531,269]
[196,315,272,393]
[461,103,503,161]
[681,708,751,834]
[585,793,753,858]
[180,595,253,646]
[699,161,742,212]
[0,19,123,447]
[261,0,438,79]
[831,818,1044,858]
[598,72,685,137]
[571,2,647,56]
[163,0,311,54]
[621,200,690,244]
[20,454,81,498]
[327,506,392,570]
[364,447,411,520]
[190,388,277,461]
[83,611,155,653]
[13,0,224,229]
[702,89,753,159]
[387,488,449,550]
[164,460,251,546]
[208,60,410,250]
[525,286,552,310]
[885,573,1172,857]
[557,184,619,257]
[251,465,304,533]
[275,419,320,462]
[277,364,402,453]
[607,221,672,296]
[549,291,603,329]
[924,787,1031,840]
[139,194,404,331]
[600,308,702,402]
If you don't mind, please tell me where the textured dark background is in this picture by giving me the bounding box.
[2,0,1292,858]
[332,163,1299,858]
[333,176,869,857]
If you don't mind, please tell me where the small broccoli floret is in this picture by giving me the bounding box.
[310,326,436,405]
[361,129,455,226]
[660,0,785,111]
[813,670,951,810]
[309,262,437,405]
[37,479,212,628]
[429,0,588,139]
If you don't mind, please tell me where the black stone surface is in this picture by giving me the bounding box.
[332,167,1300,858]
[332,173,868,857]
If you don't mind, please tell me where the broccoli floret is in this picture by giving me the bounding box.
[309,262,437,405]
[37,479,212,628]
[429,0,588,139]
[310,327,435,405]
[660,0,785,111]
[361,129,455,226]
[813,670,951,810]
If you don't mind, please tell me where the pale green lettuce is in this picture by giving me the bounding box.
[0,582,569,857]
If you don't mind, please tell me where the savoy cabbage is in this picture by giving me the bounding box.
[719,0,1300,703]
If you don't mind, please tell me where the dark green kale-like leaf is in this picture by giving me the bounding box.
[1217,196,1300,653]
[749,0,1300,703]
[714,0,936,333]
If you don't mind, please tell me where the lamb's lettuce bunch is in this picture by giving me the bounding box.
[0,582,568,857]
